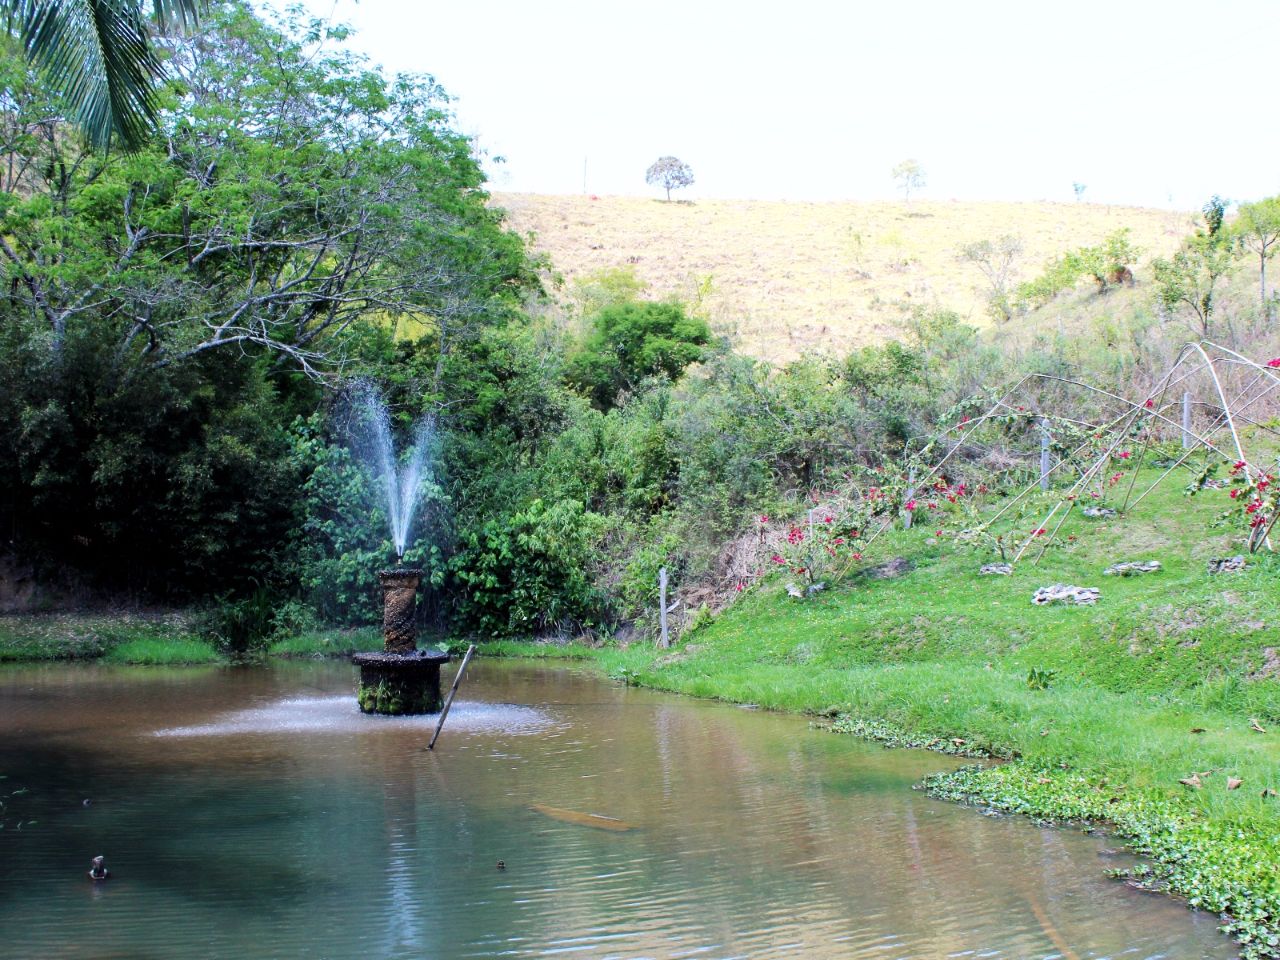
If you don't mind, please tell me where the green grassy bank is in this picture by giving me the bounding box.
[491,471,1280,957]
[0,614,383,664]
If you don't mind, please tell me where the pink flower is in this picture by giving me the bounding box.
[1033,528,1047,536]
[758,514,769,523]
[771,554,786,564]
[1118,451,1131,459]
[834,537,845,545]
[1230,489,1240,499]
[1267,358,1280,368]
[961,415,971,424]
[904,499,917,511]
[852,552,863,561]
[823,515,833,524]
[1144,398,1154,409]
[735,583,744,592]
[935,529,943,536]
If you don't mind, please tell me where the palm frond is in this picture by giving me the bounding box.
[8,0,205,151]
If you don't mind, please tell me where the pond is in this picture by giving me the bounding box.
[0,659,1234,959]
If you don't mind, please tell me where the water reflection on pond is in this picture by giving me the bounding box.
[0,659,1233,959]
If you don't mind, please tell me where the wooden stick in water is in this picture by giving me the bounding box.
[428,644,476,750]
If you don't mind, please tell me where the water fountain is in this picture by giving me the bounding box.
[346,384,450,715]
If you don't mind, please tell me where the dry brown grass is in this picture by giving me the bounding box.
[494,192,1189,361]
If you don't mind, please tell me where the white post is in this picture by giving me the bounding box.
[658,567,669,649]
[1182,392,1193,449]
[807,507,816,542]
[1040,421,1051,492]
[903,470,916,529]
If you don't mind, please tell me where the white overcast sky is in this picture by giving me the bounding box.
[287,1,1277,209]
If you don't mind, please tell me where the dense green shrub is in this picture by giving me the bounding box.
[449,498,606,638]
[566,301,712,409]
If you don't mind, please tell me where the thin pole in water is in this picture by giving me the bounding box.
[658,567,669,649]
[428,644,476,751]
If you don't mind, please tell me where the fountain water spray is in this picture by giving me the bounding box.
[343,381,449,716]
[346,382,436,559]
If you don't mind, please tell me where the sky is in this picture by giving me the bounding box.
[289,0,1279,209]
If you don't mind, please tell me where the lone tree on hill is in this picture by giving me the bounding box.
[892,158,925,202]
[646,156,694,201]
[1233,197,1280,316]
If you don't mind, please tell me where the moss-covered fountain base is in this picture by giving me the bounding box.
[353,567,450,716]
[353,649,450,715]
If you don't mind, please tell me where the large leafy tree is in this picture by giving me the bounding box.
[0,4,539,592]
[6,0,204,149]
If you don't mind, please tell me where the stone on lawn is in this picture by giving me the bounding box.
[1032,584,1100,605]
[1207,556,1246,574]
[1081,506,1118,519]
[1104,560,1162,576]
[980,563,1013,576]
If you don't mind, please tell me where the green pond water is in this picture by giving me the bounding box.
[0,659,1235,959]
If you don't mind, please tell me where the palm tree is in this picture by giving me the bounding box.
[6,0,205,150]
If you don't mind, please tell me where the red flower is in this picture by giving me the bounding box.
[833,537,845,545]
[935,529,943,536]
[927,501,938,510]
[852,552,863,561]
[1118,451,1131,459]
[1144,398,1154,409]
[961,415,971,424]
[735,583,744,592]
[1267,358,1280,368]
[904,499,917,511]
[823,515,833,524]
[1251,515,1266,528]
[758,514,770,523]
[1033,528,1047,536]
[771,554,786,564]
[1231,461,1246,474]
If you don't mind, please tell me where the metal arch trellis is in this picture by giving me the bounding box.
[859,340,1280,564]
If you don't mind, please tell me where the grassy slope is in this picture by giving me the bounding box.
[495,192,1186,359]
[494,467,1280,955]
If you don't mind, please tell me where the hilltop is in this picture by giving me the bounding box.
[494,192,1189,360]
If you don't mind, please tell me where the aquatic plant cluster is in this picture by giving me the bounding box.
[926,764,1280,959]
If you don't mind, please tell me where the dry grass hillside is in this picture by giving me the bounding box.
[494,192,1190,361]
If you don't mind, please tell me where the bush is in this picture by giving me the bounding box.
[449,498,606,638]
[566,301,711,410]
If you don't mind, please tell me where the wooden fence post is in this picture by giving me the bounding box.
[1039,420,1051,492]
[658,566,669,649]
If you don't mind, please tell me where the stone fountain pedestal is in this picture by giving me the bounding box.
[353,568,450,715]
